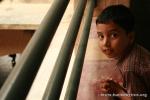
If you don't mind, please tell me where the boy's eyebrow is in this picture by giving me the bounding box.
[97,32,103,35]
[108,28,119,32]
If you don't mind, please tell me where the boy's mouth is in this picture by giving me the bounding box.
[103,48,113,55]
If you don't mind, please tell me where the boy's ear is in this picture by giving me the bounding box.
[128,32,135,44]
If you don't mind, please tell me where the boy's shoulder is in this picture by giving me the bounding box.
[121,44,150,73]
[136,44,150,61]
[133,44,150,72]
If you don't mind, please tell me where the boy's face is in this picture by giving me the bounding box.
[96,22,133,58]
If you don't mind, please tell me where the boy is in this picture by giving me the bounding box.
[95,4,150,100]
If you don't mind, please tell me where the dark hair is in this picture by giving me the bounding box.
[96,5,135,33]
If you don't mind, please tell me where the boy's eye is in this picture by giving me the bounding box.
[97,33,104,40]
[99,35,104,40]
[110,32,118,39]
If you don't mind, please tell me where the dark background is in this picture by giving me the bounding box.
[130,0,150,51]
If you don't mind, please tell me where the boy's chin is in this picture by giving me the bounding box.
[105,54,119,59]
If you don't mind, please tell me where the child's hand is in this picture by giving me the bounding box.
[93,78,126,94]
[102,79,126,94]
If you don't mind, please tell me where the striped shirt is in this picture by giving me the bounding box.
[117,44,150,100]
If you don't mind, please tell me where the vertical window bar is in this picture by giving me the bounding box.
[42,0,87,100]
[64,0,95,99]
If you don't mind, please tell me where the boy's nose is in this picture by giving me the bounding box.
[103,38,110,47]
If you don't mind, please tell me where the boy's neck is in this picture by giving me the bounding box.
[117,42,135,63]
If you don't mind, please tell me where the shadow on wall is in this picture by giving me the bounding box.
[130,0,150,51]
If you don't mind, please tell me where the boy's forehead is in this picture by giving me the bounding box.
[96,22,119,31]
